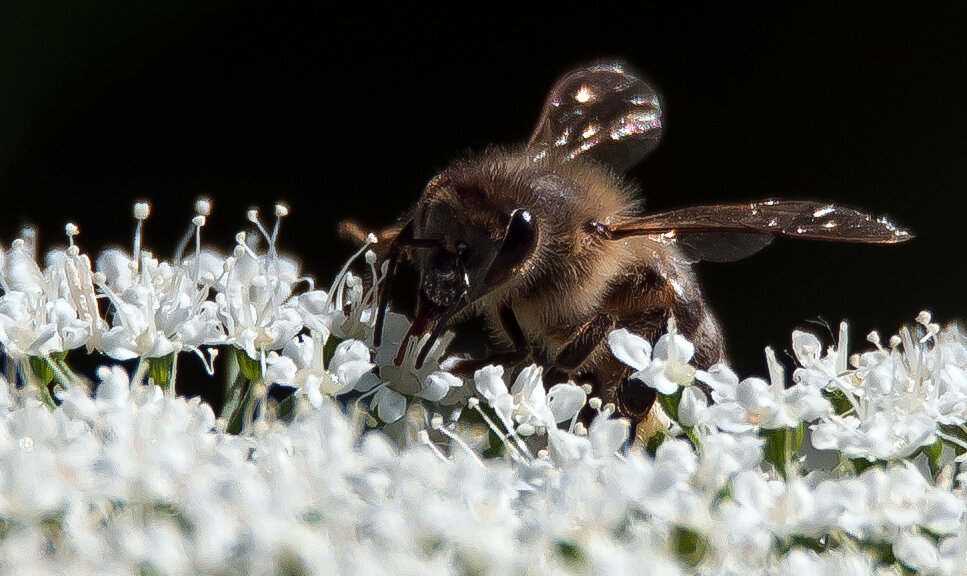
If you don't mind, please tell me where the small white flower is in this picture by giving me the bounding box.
[796,317,967,463]
[608,328,653,370]
[282,335,375,406]
[295,290,338,342]
[510,365,554,429]
[694,430,762,490]
[810,410,936,461]
[925,364,967,425]
[791,329,824,366]
[364,315,460,423]
[330,339,376,392]
[587,412,631,455]
[422,371,462,402]
[474,364,517,427]
[340,314,460,425]
[702,350,830,432]
[475,364,585,438]
[216,247,303,359]
[545,426,592,463]
[263,351,297,386]
[370,384,407,423]
[545,383,587,425]
[608,328,696,395]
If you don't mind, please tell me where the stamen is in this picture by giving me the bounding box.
[133,202,151,220]
[133,202,150,270]
[65,223,80,255]
[417,430,448,463]
[434,421,486,469]
[248,208,275,253]
[327,236,377,318]
[270,203,288,251]
[175,199,211,265]
[836,321,849,374]
[195,197,212,216]
[20,227,37,260]
[469,399,531,459]
[191,215,206,281]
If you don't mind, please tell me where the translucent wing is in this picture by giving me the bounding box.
[597,200,912,262]
[528,61,662,173]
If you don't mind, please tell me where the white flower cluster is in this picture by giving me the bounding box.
[609,315,967,468]
[0,203,464,431]
[0,203,965,574]
[0,364,964,574]
[799,316,965,463]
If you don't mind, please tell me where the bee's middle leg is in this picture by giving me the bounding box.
[543,313,615,386]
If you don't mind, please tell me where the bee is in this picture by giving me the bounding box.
[342,60,910,425]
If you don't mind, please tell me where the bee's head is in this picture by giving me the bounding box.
[397,202,537,368]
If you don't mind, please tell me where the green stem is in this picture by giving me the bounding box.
[682,426,701,450]
[37,380,56,409]
[658,388,682,423]
[221,348,262,435]
[147,353,176,395]
[225,375,253,435]
[27,357,57,409]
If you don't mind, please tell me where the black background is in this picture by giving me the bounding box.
[0,4,963,392]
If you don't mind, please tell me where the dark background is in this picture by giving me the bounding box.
[1,4,963,391]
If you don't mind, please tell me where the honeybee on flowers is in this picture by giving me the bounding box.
[342,60,910,424]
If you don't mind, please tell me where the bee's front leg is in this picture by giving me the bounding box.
[449,305,531,375]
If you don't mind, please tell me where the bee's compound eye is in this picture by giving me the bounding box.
[502,209,536,256]
[484,208,539,286]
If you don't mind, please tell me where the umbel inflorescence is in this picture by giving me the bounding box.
[0,201,964,575]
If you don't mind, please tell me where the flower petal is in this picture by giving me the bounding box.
[474,365,507,404]
[331,339,371,366]
[334,360,375,393]
[546,383,587,423]
[653,333,695,364]
[373,387,406,423]
[678,386,709,427]
[791,330,823,366]
[588,415,630,454]
[421,371,461,401]
[510,364,543,395]
[696,363,740,400]
[607,329,652,371]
